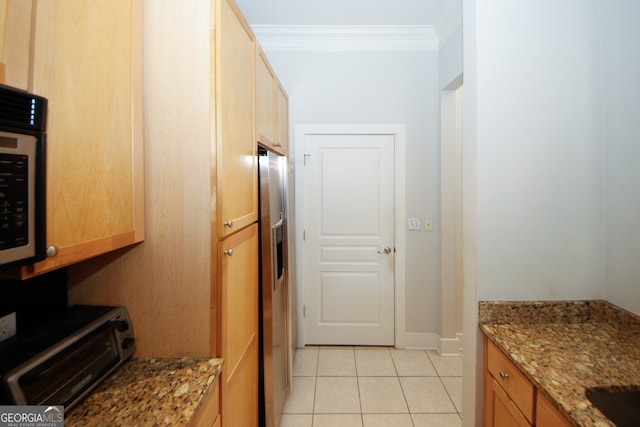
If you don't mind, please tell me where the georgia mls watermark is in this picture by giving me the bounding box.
[0,406,64,427]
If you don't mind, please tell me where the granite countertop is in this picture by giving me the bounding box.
[66,357,224,426]
[480,300,640,427]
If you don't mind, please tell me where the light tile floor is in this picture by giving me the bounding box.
[280,347,462,427]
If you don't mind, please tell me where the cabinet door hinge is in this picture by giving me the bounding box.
[303,230,306,241]
[304,153,310,165]
[303,305,306,316]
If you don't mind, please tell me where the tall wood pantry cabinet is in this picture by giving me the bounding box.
[66,0,289,425]
[215,0,259,424]
[0,0,145,278]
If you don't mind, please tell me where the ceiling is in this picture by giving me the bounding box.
[234,0,454,27]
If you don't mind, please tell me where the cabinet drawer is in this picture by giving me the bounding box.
[486,339,535,423]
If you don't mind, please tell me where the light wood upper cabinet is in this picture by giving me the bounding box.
[4,0,144,277]
[255,47,276,148]
[275,82,289,155]
[216,0,258,238]
[255,45,289,156]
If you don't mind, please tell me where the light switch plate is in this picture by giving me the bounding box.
[0,312,17,342]
[408,217,422,231]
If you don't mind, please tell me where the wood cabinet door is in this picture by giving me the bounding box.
[536,390,572,427]
[486,378,532,427]
[219,224,258,427]
[216,0,257,238]
[5,0,144,277]
[255,47,276,148]
[275,82,289,155]
[1,0,33,88]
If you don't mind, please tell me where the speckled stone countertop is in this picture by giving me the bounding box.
[66,357,224,426]
[480,300,640,427]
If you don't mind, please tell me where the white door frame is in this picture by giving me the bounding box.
[294,124,407,348]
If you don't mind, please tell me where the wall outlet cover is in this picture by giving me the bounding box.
[424,218,433,231]
[0,312,17,342]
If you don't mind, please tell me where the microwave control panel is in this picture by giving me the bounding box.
[0,153,29,250]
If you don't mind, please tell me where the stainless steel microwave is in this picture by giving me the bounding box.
[0,84,47,270]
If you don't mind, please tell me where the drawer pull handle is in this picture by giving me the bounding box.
[224,220,234,228]
[499,371,509,380]
[224,249,234,256]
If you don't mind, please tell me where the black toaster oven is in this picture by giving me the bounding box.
[0,305,136,410]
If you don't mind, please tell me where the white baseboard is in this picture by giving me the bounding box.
[439,335,463,356]
[395,332,439,350]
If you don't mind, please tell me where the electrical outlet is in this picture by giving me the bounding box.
[424,218,433,232]
[0,312,17,342]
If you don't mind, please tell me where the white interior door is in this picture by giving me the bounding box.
[303,133,395,345]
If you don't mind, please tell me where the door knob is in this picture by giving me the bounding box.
[377,247,392,254]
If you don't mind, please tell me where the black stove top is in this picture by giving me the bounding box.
[0,305,113,375]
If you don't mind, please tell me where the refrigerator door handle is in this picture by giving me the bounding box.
[272,216,284,230]
[271,214,285,291]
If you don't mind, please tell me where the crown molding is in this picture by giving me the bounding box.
[251,25,439,52]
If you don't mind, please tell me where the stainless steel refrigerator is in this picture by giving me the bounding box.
[258,147,290,427]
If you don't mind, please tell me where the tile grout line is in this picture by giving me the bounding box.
[427,349,463,417]
[285,347,462,426]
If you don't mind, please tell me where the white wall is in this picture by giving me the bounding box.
[600,0,640,316]
[439,25,463,89]
[463,1,607,425]
[472,0,605,302]
[265,49,441,340]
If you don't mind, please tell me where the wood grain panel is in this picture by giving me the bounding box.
[32,0,135,244]
[255,47,275,146]
[216,0,257,237]
[2,0,33,90]
[536,390,572,427]
[68,0,214,357]
[491,378,532,427]
[219,225,258,427]
[275,82,289,155]
[3,0,145,277]
[190,377,220,427]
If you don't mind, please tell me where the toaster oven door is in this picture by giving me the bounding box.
[5,321,121,408]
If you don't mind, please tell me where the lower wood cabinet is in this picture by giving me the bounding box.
[536,390,572,427]
[191,376,221,427]
[218,224,259,426]
[483,336,571,427]
[486,376,532,427]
